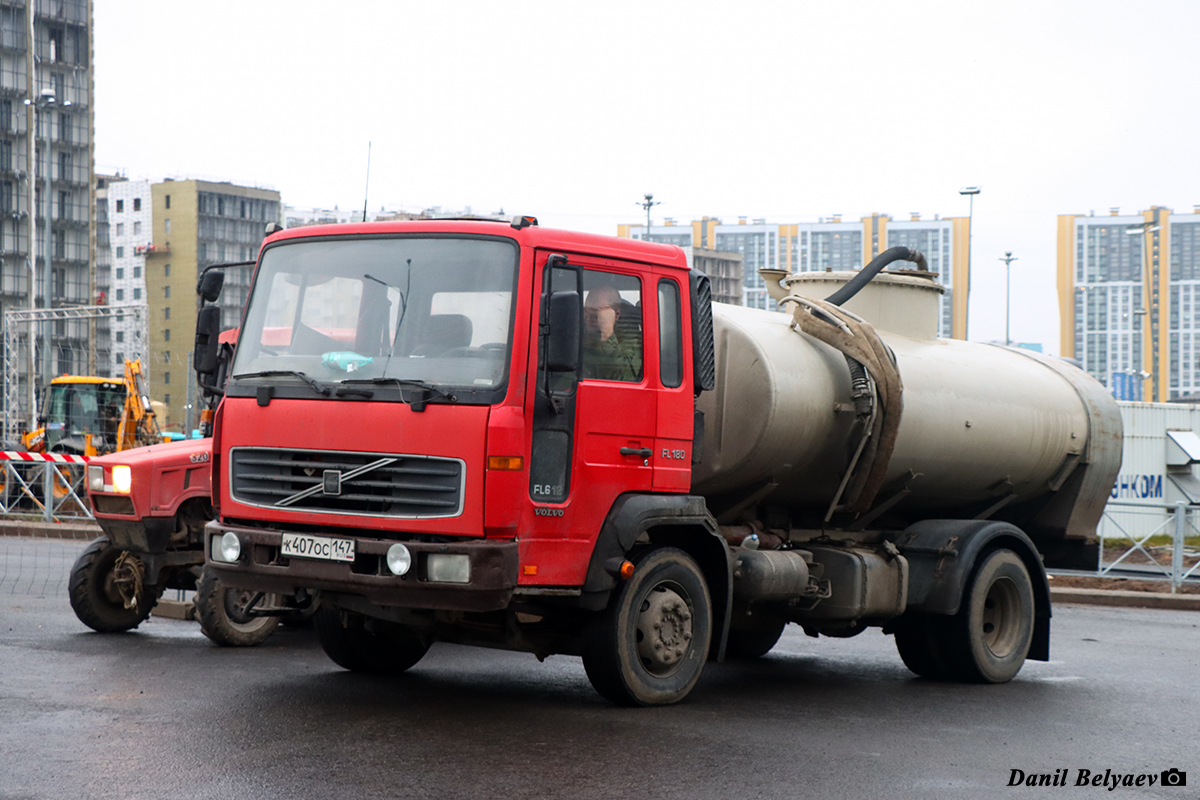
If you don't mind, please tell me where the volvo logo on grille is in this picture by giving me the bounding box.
[322,470,342,495]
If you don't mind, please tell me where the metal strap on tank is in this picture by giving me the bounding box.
[780,295,904,519]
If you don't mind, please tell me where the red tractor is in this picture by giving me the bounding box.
[70,262,289,645]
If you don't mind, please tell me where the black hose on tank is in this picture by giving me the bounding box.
[845,354,873,420]
[824,246,928,307]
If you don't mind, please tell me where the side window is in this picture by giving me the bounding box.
[582,269,642,382]
[658,279,683,388]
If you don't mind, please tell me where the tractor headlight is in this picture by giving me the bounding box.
[111,465,132,494]
[87,465,104,492]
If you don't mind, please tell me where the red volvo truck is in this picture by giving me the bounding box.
[186,217,1120,705]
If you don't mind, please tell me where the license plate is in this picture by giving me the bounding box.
[281,533,356,562]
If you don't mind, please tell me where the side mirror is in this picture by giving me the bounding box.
[194,305,223,374]
[546,291,580,373]
[197,270,225,303]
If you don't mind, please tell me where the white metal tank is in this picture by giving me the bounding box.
[693,270,1121,537]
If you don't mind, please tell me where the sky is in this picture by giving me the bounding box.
[94,0,1200,355]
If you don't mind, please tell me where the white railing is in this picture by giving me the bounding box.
[1096,500,1200,593]
[0,457,92,521]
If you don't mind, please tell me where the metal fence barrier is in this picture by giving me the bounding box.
[0,457,93,521]
[1096,500,1200,593]
[0,535,85,596]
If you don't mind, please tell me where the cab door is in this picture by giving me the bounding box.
[521,253,656,585]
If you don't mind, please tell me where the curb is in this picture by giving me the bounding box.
[153,598,195,621]
[0,519,101,540]
[1051,586,1200,612]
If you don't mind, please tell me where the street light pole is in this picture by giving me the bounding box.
[999,251,1018,346]
[637,192,660,242]
[959,186,981,339]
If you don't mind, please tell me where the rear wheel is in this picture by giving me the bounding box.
[725,616,786,659]
[581,547,713,706]
[68,536,157,632]
[895,549,1034,683]
[894,613,952,679]
[314,607,430,674]
[948,549,1035,683]
[194,567,281,647]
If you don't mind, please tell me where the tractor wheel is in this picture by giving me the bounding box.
[314,607,431,674]
[68,536,157,632]
[581,547,713,706]
[194,567,281,647]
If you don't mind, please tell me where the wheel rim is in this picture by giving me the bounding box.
[105,552,144,611]
[224,589,268,626]
[981,576,1022,658]
[634,583,693,677]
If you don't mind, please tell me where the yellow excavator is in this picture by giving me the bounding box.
[21,359,162,457]
[3,360,162,507]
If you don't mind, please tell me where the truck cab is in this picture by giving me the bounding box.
[206,218,718,698]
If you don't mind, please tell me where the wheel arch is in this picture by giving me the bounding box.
[895,519,1051,662]
[581,492,732,660]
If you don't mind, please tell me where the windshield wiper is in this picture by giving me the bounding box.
[233,370,331,396]
[340,377,455,412]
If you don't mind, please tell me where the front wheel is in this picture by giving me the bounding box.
[194,567,281,647]
[314,607,430,674]
[68,536,157,632]
[581,547,713,706]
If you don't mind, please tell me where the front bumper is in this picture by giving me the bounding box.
[205,521,519,613]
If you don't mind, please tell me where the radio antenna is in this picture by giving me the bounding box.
[362,141,372,223]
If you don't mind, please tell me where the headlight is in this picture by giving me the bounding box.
[427,553,470,584]
[111,465,132,494]
[87,465,104,492]
[211,532,242,563]
[386,543,412,576]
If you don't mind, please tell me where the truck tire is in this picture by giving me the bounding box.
[942,548,1035,683]
[725,617,786,659]
[581,547,713,706]
[314,607,430,674]
[68,536,157,632]
[194,567,281,647]
[893,613,952,679]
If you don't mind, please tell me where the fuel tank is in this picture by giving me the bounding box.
[692,270,1122,535]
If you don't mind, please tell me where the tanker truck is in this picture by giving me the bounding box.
[180,216,1120,705]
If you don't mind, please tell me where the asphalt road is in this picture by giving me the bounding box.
[1,537,1197,800]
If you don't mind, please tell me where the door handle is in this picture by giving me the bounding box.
[620,447,652,457]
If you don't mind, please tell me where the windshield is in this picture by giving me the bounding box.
[46,382,126,451]
[230,236,519,397]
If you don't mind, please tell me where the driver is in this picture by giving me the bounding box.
[582,285,641,382]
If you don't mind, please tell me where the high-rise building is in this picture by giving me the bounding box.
[103,177,152,375]
[0,0,94,426]
[143,179,281,432]
[1058,206,1200,402]
[619,212,969,338]
[685,247,742,306]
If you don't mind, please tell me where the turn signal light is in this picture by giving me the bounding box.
[488,456,524,471]
[619,560,635,580]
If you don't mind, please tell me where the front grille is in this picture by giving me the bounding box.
[229,447,464,519]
